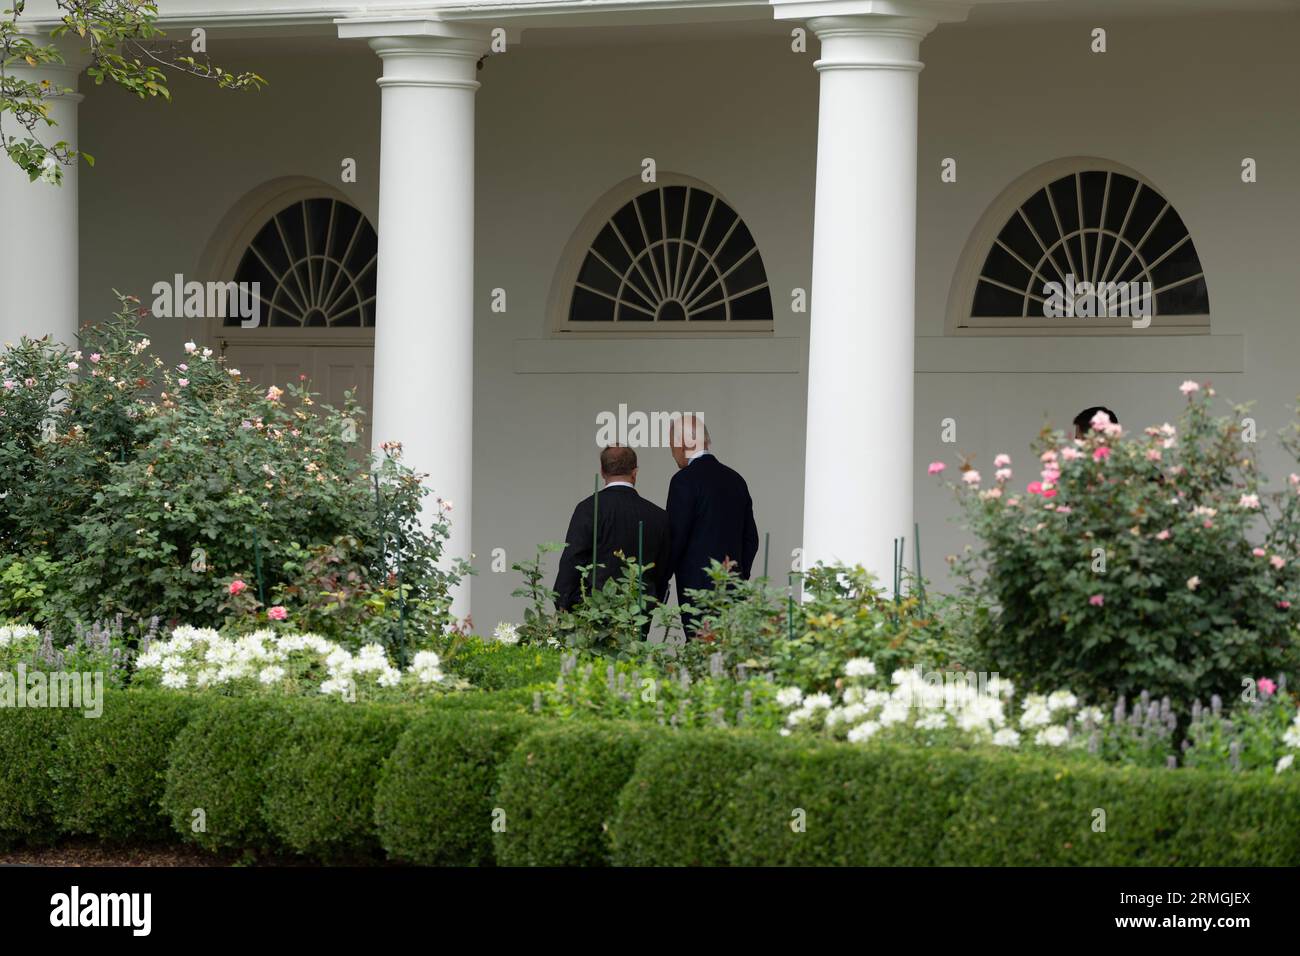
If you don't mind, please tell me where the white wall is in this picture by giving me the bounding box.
[914,14,1300,579]
[75,13,1300,632]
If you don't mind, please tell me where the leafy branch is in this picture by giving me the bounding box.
[1,0,265,182]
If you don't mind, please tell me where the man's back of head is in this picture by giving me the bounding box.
[1073,405,1119,440]
[601,445,638,485]
[669,413,710,470]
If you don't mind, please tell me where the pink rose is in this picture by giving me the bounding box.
[927,461,946,476]
[962,470,981,486]
[1179,380,1200,396]
[994,454,1011,468]
[228,579,247,596]
[1156,529,1171,541]
[1027,481,1044,496]
[1092,446,1111,462]
[1279,601,1292,610]
[267,605,288,621]
[1253,547,1267,557]
[1089,594,1104,607]
[1259,678,1277,697]
[1271,555,1287,570]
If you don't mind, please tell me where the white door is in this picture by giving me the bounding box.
[221,343,374,454]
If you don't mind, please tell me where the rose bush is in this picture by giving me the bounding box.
[937,384,1300,704]
[0,298,465,655]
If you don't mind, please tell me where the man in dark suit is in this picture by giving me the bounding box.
[553,446,672,611]
[666,414,759,618]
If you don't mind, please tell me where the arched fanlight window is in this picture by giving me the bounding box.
[565,182,773,328]
[230,198,377,328]
[952,162,1210,333]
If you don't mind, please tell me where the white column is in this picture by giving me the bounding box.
[0,55,85,347]
[774,2,968,586]
[340,20,488,617]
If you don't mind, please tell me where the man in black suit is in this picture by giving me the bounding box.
[666,414,759,618]
[553,446,672,611]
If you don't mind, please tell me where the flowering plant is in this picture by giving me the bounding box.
[938,385,1299,704]
[1182,677,1299,773]
[0,302,465,641]
[132,625,468,702]
[775,656,1155,761]
[0,619,135,687]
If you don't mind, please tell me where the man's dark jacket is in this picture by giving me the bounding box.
[553,485,672,611]
[666,453,759,601]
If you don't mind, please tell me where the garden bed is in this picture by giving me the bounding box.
[4,687,1297,867]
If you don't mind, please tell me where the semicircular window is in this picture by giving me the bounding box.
[568,185,773,325]
[970,170,1209,326]
[231,198,378,328]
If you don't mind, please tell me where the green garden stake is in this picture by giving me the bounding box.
[762,531,770,580]
[637,519,644,613]
[253,528,266,607]
[914,520,925,616]
[591,473,600,593]
[787,572,796,642]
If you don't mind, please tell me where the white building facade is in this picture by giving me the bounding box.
[2,0,1295,628]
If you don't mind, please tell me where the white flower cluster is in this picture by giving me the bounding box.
[1018,691,1080,746]
[493,622,520,645]
[135,625,447,698]
[0,624,39,649]
[778,659,1095,752]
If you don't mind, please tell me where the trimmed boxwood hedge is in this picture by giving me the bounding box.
[936,751,1300,866]
[722,741,986,866]
[162,696,298,853]
[50,689,200,842]
[494,721,657,867]
[262,699,416,861]
[375,709,536,865]
[610,729,767,867]
[0,706,68,848]
[5,685,1300,865]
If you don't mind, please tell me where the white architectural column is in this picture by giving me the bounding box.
[774,1,969,586]
[340,20,489,616]
[0,54,86,347]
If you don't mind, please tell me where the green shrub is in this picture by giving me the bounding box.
[427,687,535,713]
[610,729,765,866]
[163,696,297,853]
[723,741,982,866]
[262,700,414,860]
[442,639,563,691]
[494,721,657,866]
[375,709,536,865]
[938,752,1300,866]
[0,305,463,649]
[941,388,1300,704]
[0,707,68,847]
[50,689,199,842]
